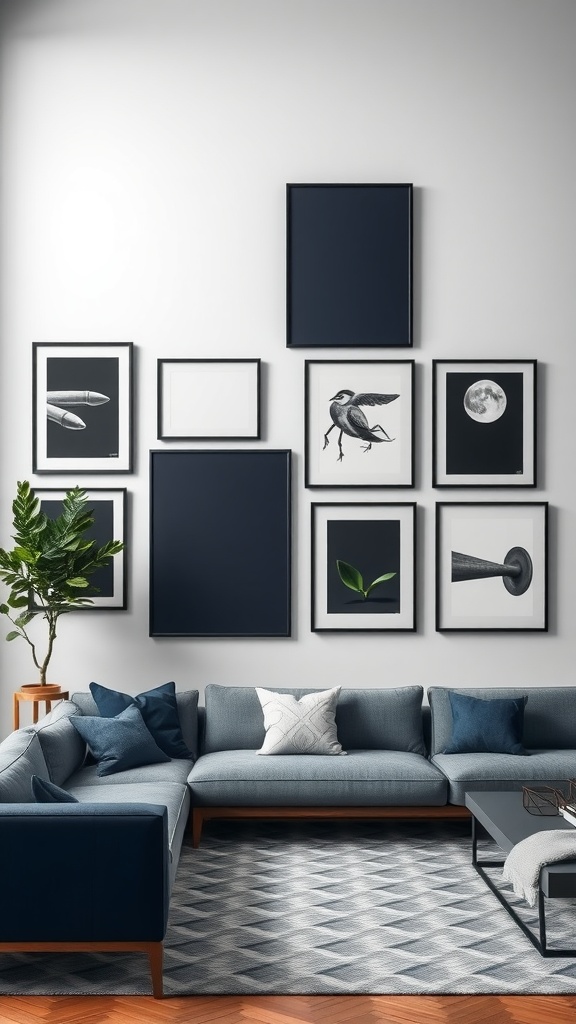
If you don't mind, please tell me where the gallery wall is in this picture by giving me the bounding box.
[1,0,575,734]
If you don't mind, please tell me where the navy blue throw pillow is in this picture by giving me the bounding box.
[89,681,192,759]
[444,691,528,755]
[71,705,171,776]
[31,775,78,803]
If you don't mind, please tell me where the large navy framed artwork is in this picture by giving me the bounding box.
[311,503,416,632]
[432,359,537,487]
[33,342,133,473]
[150,450,291,637]
[287,184,413,348]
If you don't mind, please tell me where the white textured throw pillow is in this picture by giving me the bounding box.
[256,687,346,755]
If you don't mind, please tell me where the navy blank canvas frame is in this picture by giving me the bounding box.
[287,184,413,348]
[149,450,291,636]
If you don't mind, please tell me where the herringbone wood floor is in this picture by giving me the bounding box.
[0,995,575,1024]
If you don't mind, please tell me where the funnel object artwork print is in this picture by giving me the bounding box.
[436,502,548,632]
[451,547,533,596]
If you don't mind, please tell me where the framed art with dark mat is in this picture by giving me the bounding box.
[34,488,127,610]
[435,501,548,632]
[33,342,133,473]
[311,502,416,632]
[432,359,536,487]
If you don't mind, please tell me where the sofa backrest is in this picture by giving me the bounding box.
[71,689,200,761]
[0,729,50,802]
[201,684,426,755]
[428,686,576,755]
[32,699,87,785]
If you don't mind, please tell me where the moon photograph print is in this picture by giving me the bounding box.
[305,359,414,487]
[463,379,507,423]
[433,360,536,486]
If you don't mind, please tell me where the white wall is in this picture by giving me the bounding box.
[1,0,575,734]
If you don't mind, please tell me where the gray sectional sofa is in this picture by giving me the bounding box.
[1,680,575,995]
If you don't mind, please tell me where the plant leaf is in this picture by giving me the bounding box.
[364,572,397,598]
[14,611,35,628]
[5,631,21,641]
[336,560,364,594]
[66,577,90,588]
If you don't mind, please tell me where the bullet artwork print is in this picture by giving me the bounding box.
[33,342,133,473]
[46,356,119,459]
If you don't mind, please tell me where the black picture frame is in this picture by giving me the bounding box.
[33,342,133,473]
[157,358,261,440]
[432,359,537,487]
[311,502,416,632]
[287,183,413,348]
[435,501,548,632]
[149,449,291,637]
[305,359,414,488]
[33,487,127,610]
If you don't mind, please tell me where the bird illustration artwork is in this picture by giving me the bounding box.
[323,388,400,461]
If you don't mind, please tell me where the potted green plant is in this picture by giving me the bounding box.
[0,480,124,691]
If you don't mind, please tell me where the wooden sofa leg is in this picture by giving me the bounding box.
[191,808,203,849]
[148,942,163,998]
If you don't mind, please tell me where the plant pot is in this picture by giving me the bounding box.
[20,683,64,696]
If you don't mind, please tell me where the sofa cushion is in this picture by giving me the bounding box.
[428,687,576,756]
[443,691,527,755]
[203,685,426,755]
[66,758,192,788]
[71,705,171,777]
[72,688,200,760]
[66,779,190,868]
[0,729,49,802]
[31,775,78,803]
[188,749,447,806]
[432,749,576,805]
[256,686,345,755]
[33,700,87,785]
[89,681,193,759]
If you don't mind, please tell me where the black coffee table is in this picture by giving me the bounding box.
[466,790,576,957]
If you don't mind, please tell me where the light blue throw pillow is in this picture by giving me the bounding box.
[71,705,171,776]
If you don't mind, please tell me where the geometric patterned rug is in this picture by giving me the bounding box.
[2,820,576,996]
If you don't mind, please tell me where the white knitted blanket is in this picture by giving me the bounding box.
[502,829,576,906]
